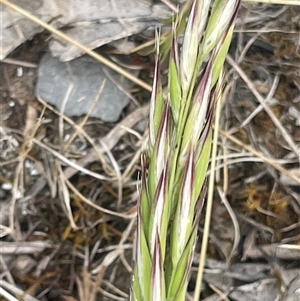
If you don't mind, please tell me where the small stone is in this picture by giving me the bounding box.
[36,53,139,122]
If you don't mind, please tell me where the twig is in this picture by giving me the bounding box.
[0,241,53,254]
[0,280,40,301]
[2,58,37,68]
[207,283,230,301]
[0,288,19,301]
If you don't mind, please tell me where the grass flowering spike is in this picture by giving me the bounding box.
[181,62,212,153]
[151,232,165,301]
[131,1,240,300]
[149,54,164,149]
[139,154,151,233]
[169,29,181,124]
[171,144,194,264]
[180,0,199,94]
[203,0,240,55]
[153,104,170,183]
[211,25,235,87]
[149,163,168,256]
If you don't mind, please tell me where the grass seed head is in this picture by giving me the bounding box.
[131,1,241,300]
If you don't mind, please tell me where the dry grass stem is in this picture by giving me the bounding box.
[0,279,40,301]
[216,186,240,263]
[64,176,133,219]
[32,138,110,181]
[219,129,300,185]
[226,55,299,156]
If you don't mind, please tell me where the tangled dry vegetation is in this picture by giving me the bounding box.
[0,1,300,301]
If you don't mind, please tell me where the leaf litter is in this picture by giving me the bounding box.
[0,1,300,301]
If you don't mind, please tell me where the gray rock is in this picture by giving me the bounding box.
[229,278,279,301]
[36,53,138,122]
[0,0,171,61]
[225,262,269,282]
[284,275,300,301]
